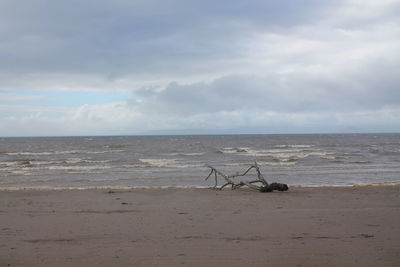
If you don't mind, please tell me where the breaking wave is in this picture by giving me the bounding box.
[139,158,204,168]
[6,150,125,156]
[273,144,313,148]
[216,147,330,161]
[163,152,205,156]
[48,165,113,171]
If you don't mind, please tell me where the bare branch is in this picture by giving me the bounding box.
[205,162,288,193]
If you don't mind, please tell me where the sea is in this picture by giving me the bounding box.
[0,134,399,189]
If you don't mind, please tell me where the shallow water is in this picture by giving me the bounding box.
[0,134,399,188]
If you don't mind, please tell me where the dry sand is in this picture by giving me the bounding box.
[1,185,399,267]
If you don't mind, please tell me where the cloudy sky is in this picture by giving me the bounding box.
[0,0,399,136]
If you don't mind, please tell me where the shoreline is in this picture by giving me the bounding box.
[1,185,399,266]
[1,182,399,191]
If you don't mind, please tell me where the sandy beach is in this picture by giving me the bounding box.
[1,185,399,267]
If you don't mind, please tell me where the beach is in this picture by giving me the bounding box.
[1,185,399,266]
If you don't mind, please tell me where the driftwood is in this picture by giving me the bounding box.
[205,162,288,192]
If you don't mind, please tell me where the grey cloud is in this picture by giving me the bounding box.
[0,0,325,76]
[136,56,400,115]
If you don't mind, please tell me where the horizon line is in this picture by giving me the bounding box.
[1,131,399,138]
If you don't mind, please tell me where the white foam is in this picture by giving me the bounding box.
[257,161,297,166]
[264,149,304,153]
[222,161,296,167]
[274,144,313,148]
[241,151,309,158]
[290,145,313,148]
[322,156,336,160]
[32,160,59,165]
[61,158,113,164]
[85,150,125,154]
[222,162,247,167]
[2,158,113,168]
[217,147,330,160]
[48,165,113,171]
[122,164,148,168]
[64,158,82,164]
[6,150,124,156]
[2,161,19,167]
[164,152,205,156]
[140,158,179,167]
[10,170,31,175]
[218,147,252,154]
[139,158,204,168]
[0,185,211,191]
[6,151,55,156]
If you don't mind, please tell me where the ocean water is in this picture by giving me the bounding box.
[0,134,399,189]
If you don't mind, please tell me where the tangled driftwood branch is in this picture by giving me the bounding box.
[205,162,288,192]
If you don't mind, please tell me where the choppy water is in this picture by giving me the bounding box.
[0,134,399,188]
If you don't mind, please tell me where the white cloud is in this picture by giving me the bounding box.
[2,101,399,137]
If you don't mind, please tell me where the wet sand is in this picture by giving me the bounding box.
[1,185,399,266]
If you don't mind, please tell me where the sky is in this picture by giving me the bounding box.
[0,0,399,137]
